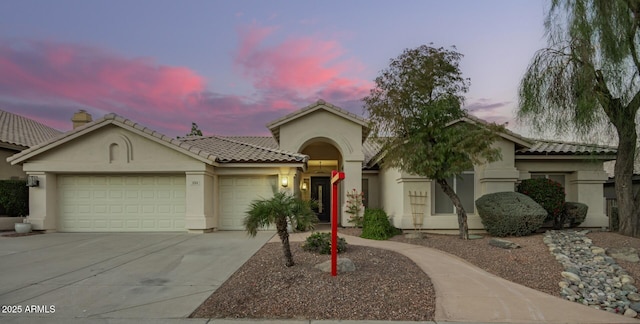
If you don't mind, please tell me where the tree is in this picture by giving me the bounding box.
[244,191,318,267]
[518,0,640,237]
[187,122,203,137]
[364,44,504,240]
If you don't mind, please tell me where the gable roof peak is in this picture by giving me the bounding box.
[266,99,370,143]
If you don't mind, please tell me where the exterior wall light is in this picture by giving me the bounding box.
[26,175,39,187]
[301,181,308,191]
[281,176,288,188]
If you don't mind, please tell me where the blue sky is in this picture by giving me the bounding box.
[0,0,547,137]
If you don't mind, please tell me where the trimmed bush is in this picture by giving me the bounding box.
[564,202,588,228]
[517,178,566,228]
[0,180,28,217]
[361,208,402,240]
[302,232,347,254]
[475,192,547,237]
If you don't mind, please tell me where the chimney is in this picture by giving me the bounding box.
[71,110,93,129]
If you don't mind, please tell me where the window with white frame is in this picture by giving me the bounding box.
[434,171,475,214]
[530,173,566,188]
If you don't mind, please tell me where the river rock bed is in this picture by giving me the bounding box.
[544,230,640,317]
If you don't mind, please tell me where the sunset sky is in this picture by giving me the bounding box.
[0,0,547,137]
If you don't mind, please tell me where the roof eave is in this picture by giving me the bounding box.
[9,117,219,166]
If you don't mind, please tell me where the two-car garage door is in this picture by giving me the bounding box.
[58,175,186,232]
[57,174,276,232]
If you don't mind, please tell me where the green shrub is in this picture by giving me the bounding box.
[517,178,565,228]
[0,180,28,217]
[361,208,402,240]
[302,232,347,254]
[564,202,588,228]
[475,192,547,237]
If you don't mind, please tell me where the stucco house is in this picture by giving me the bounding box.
[7,100,615,233]
[0,109,61,180]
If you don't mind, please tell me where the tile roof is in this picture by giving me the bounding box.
[8,113,218,165]
[518,140,617,156]
[0,109,62,149]
[221,136,380,168]
[183,136,307,163]
[221,136,279,149]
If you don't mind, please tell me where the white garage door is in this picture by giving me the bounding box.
[219,176,277,230]
[58,175,186,232]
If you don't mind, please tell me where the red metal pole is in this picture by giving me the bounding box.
[330,170,345,277]
[331,171,338,276]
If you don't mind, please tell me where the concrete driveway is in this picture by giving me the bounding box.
[0,231,274,322]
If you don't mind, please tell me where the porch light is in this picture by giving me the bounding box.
[26,175,39,187]
[301,181,308,191]
[281,177,288,188]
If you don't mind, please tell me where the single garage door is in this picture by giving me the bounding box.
[219,175,277,230]
[58,175,186,232]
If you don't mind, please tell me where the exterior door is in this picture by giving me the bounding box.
[311,177,331,222]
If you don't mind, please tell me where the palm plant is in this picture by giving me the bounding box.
[244,191,318,267]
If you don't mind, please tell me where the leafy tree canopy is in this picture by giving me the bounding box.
[363,44,505,239]
[518,0,640,237]
[364,44,504,179]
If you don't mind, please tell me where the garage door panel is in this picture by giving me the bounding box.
[58,175,186,232]
[219,176,276,230]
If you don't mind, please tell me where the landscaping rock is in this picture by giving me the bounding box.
[630,302,640,313]
[624,308,638,318]
[489,238,521,249]
[315,258,356,273]
[628,293,640,302]
[606,247,640,263]
[561,271,581,284]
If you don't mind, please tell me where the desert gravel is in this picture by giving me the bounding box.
[191,240,436,320]
[191,228,640,321]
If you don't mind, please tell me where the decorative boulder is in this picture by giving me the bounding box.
[475,192,547,237]
[315,258,356,273]
[489,238,521,249]
[564,202,588,228]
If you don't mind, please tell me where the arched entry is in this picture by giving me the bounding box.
[299,139,342,223]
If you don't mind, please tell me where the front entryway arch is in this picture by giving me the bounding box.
[266,100,368,226]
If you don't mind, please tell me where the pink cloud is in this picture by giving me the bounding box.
[0,27,373,138]
[0,39,217,136]
[0,40,206,119]
[234,24,372,103]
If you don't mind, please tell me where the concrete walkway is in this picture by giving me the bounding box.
[277,232,640,324]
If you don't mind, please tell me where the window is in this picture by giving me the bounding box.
[362,178,369,209]
[434,171,475,214]
[531,173,566,188]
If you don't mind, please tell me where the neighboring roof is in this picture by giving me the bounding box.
[266,99,370,143]
[0,109,62,150]
[8,113,218,165]
[517,140,617,156]
[182,136,308,163]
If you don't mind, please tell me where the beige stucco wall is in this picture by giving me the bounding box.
[379,167,402,226]
[22,125,207,173]
[18,125,216,232]
[517,159,609,228]
[277,108,364,226]
[1,148,26,180]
